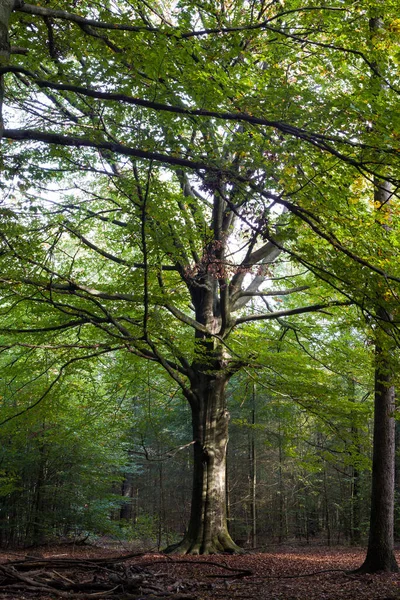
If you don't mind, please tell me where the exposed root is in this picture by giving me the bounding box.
[352,549,399,574]
[165,538,194,555]
[165,532,242,556]
[351,561,400,574]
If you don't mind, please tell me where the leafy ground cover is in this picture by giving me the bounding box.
[0,545,400,599]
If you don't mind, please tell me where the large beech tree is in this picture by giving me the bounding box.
[1,0,400,557]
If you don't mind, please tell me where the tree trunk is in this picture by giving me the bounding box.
[395,421,400,539]
[0,0,12,137]
[351,464,362,545]
[323,468,331,547]
[278,425,284,544]
[120,473,134,521]
[250,384,257,548]
[349,378,362,545]
[357,331,398,572]
[166,373,240,554]
[357,180,399,573]
[358,10,399,569]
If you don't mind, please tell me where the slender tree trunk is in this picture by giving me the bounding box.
[278,425,284,544]
[351,464,362,545]
[31,441,47,546]
[348,377,362,545]
[166,373,240,554]
[157,458,165,549]
[133,488,139,525]
[250,384,257,549]
[120,473,134,521]
[323,468,331,546]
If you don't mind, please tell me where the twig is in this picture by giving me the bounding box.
[248,568,347,581]
[142,557,253,578]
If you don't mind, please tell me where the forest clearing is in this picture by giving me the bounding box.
[1,544,400,600]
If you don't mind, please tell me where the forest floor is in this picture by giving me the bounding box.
[1,543,400,599]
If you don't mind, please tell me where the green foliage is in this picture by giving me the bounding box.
[0,353,132,546]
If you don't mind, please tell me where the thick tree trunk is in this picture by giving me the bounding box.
[395,421,400,539]
[166,373,240,554]
[357,334,399,572]
[359,8,398,565]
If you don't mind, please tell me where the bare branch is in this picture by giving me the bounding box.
[64,225,132,266]
[3,128,213,170]
[235,285,310,299]
[2,71,397,155]
[13,3,348,41]
[230,242,282,310]
[19,277,139,302]
[235,301,352,325]
[162,303,209,334]
[0,318,104,333]
[14,1,160,33]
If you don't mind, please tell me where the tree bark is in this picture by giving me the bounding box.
[357,332,398,572]
[357,8,399,573]
[395,421,400,539]
[250,383,257,548]
[0,0,12,137]
[348,378,362,545]
[351,464,362,545]
[165,372,240,554]
[120,472,134,521]
[357,184,398,573]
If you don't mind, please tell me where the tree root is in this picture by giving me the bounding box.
[165,532,242,556]
[352,549,399,574]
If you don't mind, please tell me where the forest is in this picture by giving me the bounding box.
[1,0,400,597]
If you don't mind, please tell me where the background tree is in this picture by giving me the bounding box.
[0,347,133,546]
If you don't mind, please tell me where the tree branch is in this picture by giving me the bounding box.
[3,128,213,170]
[3,70,397,155]
[13,3,348,40]
[14,1,160,33]
[235,285,310,299]
[0,346,118,427]
[0,318,105,333]
[64,224,132,266]
[230,242,282,310]
[235,301,352,325]
[162,303,209,335]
